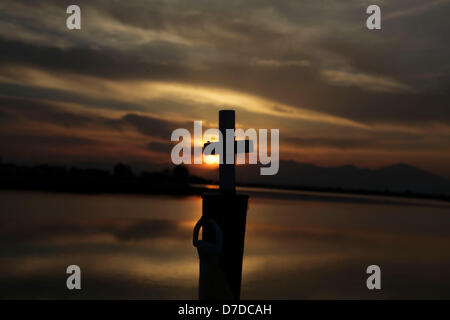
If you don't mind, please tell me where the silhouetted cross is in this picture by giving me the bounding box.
[203,110,253,193]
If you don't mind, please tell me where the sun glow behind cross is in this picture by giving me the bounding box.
[203,154,220,166]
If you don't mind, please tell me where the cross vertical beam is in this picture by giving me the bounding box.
[219,110,235,193]
[195,109,249,300]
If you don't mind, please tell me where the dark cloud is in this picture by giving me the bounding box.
[147,141,174,154]
[0,37,188,81]
[0,133,95,149]
[121,113,191,140]
[0,95,189,141]
[0,95,98,127]
[285,133,449,151]
[0,81,146,112]
[286,136,372,150]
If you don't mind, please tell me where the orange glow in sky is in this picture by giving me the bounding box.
[203,154,220,166]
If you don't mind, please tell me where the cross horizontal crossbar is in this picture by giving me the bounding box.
[203,140,254,155]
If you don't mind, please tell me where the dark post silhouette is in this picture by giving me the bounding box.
[219,110,235,192]
[193,110,250,300]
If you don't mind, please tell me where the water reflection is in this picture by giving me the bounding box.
[1,190,450,299]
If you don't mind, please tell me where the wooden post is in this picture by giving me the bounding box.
[201,193,248,299]
[195,109,250,300]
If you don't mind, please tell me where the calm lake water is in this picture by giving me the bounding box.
[1,188,450,299]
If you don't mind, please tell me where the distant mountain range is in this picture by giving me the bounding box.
[229,161,450,196]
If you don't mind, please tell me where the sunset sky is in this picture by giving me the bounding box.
[0,0,450,178]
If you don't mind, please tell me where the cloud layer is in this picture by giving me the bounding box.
[1,0,450,177]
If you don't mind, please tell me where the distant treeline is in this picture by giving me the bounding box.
[1,160,449,202]
[0,161,212,195]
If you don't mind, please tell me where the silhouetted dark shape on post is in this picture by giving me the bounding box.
[194,110,250,300]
